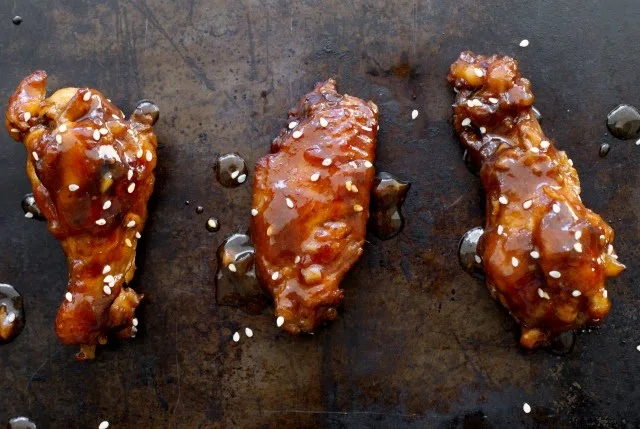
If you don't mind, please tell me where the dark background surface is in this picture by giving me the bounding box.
[1,1,639,428]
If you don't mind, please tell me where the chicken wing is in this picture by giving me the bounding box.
[251,79,378,333]
[448,52,625,348]
[6,71,158,359]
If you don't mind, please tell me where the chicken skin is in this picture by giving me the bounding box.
[251,79,378,334]
[448,52,625,348]
[6,71,158,359]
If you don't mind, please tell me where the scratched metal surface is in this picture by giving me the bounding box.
[0,1,639,428]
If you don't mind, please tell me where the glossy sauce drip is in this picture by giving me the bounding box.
[215,153,247,188]
[21,193,45,220]
[369,172,410,239]
[0,284,25,344]
[215,233,267,314]
[195,206,204,214]
[606,104,640,139]
[206,217,220,232]
[462,150,480,176]
[548,330,576,356]
[458,227,485,280]
[599,143,610,158]
[8,417,37,429]
[12,16,23,26]
[131,100,160,126]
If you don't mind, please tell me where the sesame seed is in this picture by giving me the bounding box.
[461,118,471,127]
[540,140,550,149]
[98,421,109,429]
[310,172,320,182]
[127,220,136,228]
[292,130,303,139]
[93,130,100,140]
[530,250,540,259]
[127,169,134,180]
[132,318,138,327]
[104,275,114,284]
[251,208,259,216]
[364,160,373,168]
[286,197,294,208]
[353,204,364,212]
[230,170,240,179]
[572,290,582,297]
[519,39,530,47]
[288,121,298,129]
[322,158,332,166]
[267,226,273,236]
[474,255,482,264]
[603,289,608,298]
[523,403,531,413]
[32,151,39,161]
[125,238,132,247]
[497,225,504,235]
[530,147,539,153]
[480,126,486,134]
[549,270,561,278]
[237,174,247,183]
[607,244,613,255]
[499,195,509,205]
[575,231,582,240]
[83,91,91,101]
[233,332,240,342]
[361,126,373,132]
[637,139,640,146]
[112,114,120,120]
[537,288,544,298]
[637,345,640,352]
[272,272,279,281]
[245,327,253,337]
[552,203,560,213]
[523,200,533,209]
[346,181,352,191]
[95,218,106,225]
[568,159,573,166]
[65,292,72,302]
[103,200,112,210]
[99,128,108,135]
[7,313,16,323]
[228,263,237,272]
[207,218,218,229]
[103,265,111,274]
[294,256,301,264]
[489,97,499,104]
[128,183,136,193]
[136,149,143,158]
[24,212,33,219]
[55,134,62,144]
[319,117,328,127]
[574,243,583,253]
[10,128,19,133]
[411,110,419,120]
[135,232,141,239]
[351,184,359,193]
[103,286,111,295]
[511,257,519,267]
[276,316,284,327]
[59,124,67,133]
[146,150,153,162]
[23,112,31,121]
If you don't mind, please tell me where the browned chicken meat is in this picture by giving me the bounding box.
[251,79,378,333]
[6,71,158,359]
[448,52,625,348]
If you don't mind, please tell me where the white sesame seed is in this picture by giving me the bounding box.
[603,289,608,298]
[489,97,499,104]
[237,174,247,183]
[207,218,217,229]
[103,265,111,274]
[7,313,16,323]
[251,208,259,216]
[272,272,279,281]
[552,204,560,214]
[607,244,613,255]
[519,39,530,47]
[127,220,136,228]
[267,226,273,236]
[497,225,504,235]
[353,204,364,212]
[292,130,303,139]
[228,263,237,272]
[574,243,583,253]
[511,257,519,267]
[55,134,62,144]
[233,332,240,342]
[537,288,544,298]
[572,290,582,297]
[65,292,72,302]
[99,128,108,135]
[411,109,419,120]
[574,231,582,240]
[523,200,533,209]
[346,181,352,191]
[636,139,640,146]
[59,124,67,133]
[294,256,301,264]
[310,172,320,182]
[461,118,471,127]
[128,183,136,193]
[568,159,573,166]
[480,126,486,134]
[10,128,19,133]
[540,140,550,149]
[549,270,561,278]
[128,169,134,180]
[473,68,484,77]
[530,250,540,259]
[288,121,298,129]
[146,150,153,162]
[286,197,294,208]
[523,403,531,413]
[322,158,332,166]
[32,151,39,161]
[83,92,91,101]
[136,149,143,158]
[125,238,132,247]
[637,345,640,352]
[245,327,253,337]
[132,318,138,327]
[474,255,482,264]
[103,286,111,295]
[276,316,284,327]
[530,147,539,153]
[103,200,112,210]
[95,218,106,226]
[499,195,509,205]
[104,275,114,284]
[230,170,240,179]
[351,184,359,193]
[93,130,100,141]
[23,112,31,121]
[364,160,373,168]
[361,126,373,132]
[112,114,120,120]
[135,232,141,239]
[24,212,33,219]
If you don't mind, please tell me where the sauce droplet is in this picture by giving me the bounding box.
[206,217,220,232]
[21,193,45,220]
[215,153,248,188]
[215,234,267,313]
[458,227,485,280]
[131,100,160,126]
[8,416,37,429]
[12,16,23,26]
[548,330,576,356]
[599,143,610,158]
[369,172,410,240]
[195,205,204,214]
[0,284,25,344]
[606,104,640,139]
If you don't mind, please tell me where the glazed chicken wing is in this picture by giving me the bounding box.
[6,71,158,359]
[448,52,625,348]
[251,79,378,333]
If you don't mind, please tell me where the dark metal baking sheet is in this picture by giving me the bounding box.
[1,1,639,427]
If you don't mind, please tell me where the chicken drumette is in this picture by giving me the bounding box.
[6,71,158,359]
[448,52,625,348]
[251,79,378,333]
